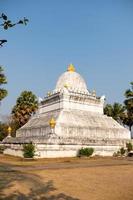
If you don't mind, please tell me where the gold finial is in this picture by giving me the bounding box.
[64,83,69,88]
[92,90,96,96]
[67,64,75,72]
[49,118,56,129]
[7,126,12,137]
[47,91,52,96]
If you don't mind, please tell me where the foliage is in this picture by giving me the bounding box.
[124,82,133,131]
[11,91,38,128]
[120,147,126,155]
[0,122,8,141]
[0,145,6,153]
[0,120,20,140]
[0,13,28,47]
[126,142,133,152]
[104,103,125,124]
[0,13,28,103]
[23,143,35,158]
[78,147,94,157]
[113,150,121,157]
[113,151,119,157]
[114,143,133,157]
[113,148,125,157]
[0,66,7,102]
[10,121,20,137]
[104,82,133,131]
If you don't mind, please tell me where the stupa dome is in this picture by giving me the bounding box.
[55,64,89,94]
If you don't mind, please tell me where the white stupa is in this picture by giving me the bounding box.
[3,64,131,157]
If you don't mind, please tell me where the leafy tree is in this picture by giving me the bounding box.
[0,13,28,47]
[0,66,7,102]
[11,91,38,128]
[0,119,20,140]
[104,102,125,123]
[124,82,133,131]
[126,142,133,152]
[0,13,28,102]
[0,122,8,141]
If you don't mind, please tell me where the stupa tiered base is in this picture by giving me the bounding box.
[3,64,131,158]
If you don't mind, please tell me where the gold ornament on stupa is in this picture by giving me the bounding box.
[64,83,69,88]
[7,126,12,137]
[67,64,75,72]
[47,91,52,96]
[92,90,96,96]
[49,117,56,129]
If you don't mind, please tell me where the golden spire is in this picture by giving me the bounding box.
[7,126,12,137]
[67,64,75,72]
[49,117,56,129]
[64,83,69,88]
[47,91,52,96]
[92,90,96,95]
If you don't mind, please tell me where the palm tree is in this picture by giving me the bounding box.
[124,82,133,131]
[11,91,38,128]
[0,66,7,102]
[104,103,125,124]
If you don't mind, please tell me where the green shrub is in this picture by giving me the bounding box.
[23,143,35,158]
[0,145,6,154]
[126,142,133,152]
[114,147,126,157]
[78,147,94,157]
[113,150,120,157]
[120,147,126,155]
[113,152,117,157]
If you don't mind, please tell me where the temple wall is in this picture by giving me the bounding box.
[3,141,128,158]
[35,143,122,157]
[16,109,130,140]
[17,127,51,138]
[62,99,103,114]
[16,125,130,140]
[39,101,60,114]
[4,144,23,157]
[55,126,130,140]
[39,95,103,115]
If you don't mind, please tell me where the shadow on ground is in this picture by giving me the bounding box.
[0,164,79,200]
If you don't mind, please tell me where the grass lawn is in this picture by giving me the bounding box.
[0,154,133,200]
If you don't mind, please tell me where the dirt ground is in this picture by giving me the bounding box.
[0,154,133,200]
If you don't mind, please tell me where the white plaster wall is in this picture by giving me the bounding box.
[39,102,60,114]
[35,144,125,158]
[39,96,103,114]
[3,143,125,158]
[4,148,23,157]
[56,126,130,139]
[62,99,103,114]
